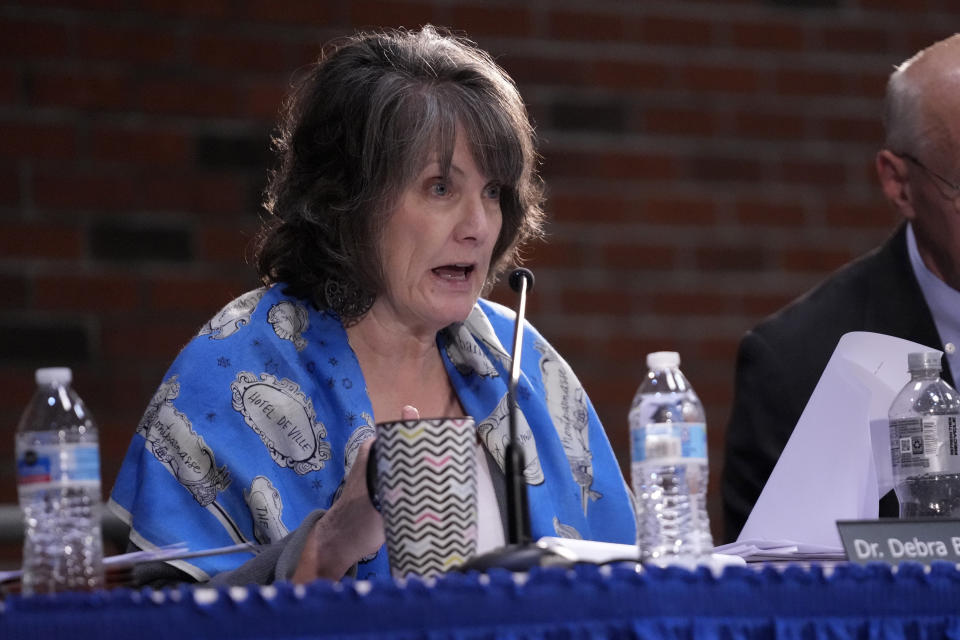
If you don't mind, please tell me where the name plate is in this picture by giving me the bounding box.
[837,519,960,566]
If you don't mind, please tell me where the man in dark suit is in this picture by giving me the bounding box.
[722,34,960,543]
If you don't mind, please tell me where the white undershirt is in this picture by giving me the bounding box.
[474,442,505,554]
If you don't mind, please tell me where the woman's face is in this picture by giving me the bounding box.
[374,131,503,336]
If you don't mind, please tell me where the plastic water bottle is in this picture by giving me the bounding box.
[629,351,713,562]
[888,351,960,518]
[15,367,104,594]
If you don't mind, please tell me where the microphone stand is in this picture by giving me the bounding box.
[457,268,571,573]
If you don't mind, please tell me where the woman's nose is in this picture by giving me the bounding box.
[457,192,494,243]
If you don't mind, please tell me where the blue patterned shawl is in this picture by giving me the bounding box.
[108,285,636,581]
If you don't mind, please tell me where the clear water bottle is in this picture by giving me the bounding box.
[888,351,960,518]
[629,351,713,562]
[15,367,104,594]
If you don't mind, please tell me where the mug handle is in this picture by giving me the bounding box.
[365,440,380,512]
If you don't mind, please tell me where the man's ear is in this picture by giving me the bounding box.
[876,149,917,221]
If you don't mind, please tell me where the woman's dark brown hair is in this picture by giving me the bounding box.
[256,25,545,321]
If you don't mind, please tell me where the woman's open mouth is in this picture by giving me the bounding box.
[431,264,475,281]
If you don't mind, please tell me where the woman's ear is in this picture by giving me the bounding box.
[876,149,918,221]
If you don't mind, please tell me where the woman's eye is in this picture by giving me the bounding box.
[430,181,449,197]
[484,184,501,200]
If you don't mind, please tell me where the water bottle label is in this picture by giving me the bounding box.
[631,422,707,463]
[890,415,960,474]
[15,442,101,491]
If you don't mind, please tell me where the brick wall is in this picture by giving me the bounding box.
[1,0,956,548]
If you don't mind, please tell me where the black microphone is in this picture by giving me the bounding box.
[458,267,570,572]
[504,267,533,546]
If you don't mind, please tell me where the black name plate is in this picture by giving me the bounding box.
[837,519,960,566]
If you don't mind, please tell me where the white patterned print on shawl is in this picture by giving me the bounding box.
[230,372,332,475]
[535,340,602,515]
[198,287,268,340]
[463,305,513,371]
[244,475,290,545]
[444,321,500,378]
[552,517,582,539]
[476,392,545,485]
[267,300,310,351]
[136,376,231,506]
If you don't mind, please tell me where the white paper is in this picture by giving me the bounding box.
[738,331,941,549]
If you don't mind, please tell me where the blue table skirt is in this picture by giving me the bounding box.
[2,562,959,639]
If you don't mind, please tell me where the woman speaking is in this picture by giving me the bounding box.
[109,25,636,585]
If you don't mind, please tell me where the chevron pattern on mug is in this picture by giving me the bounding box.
[374,417,477,579]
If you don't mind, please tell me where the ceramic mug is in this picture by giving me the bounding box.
[367,417,478,578]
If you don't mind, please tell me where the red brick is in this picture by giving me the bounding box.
[90,125,191,166]
[139,0,233,18]
[188,34,298,73]
[904,29,955,57]
[149,276,258,313]
[451,5,533,38]
[651,291,735,315]
[782,248,854,272]
[0,18,70,59]
[825,201,894,228]
[0,274,29,309]
[818,26,892,53]
[33,169,138,212]
[34,273,141,312]
[859,0,934,8]
[0,222,84,259]
[100,318,200,361]
[640,15,714,47]
[775,69,852,97]
[731,21,806,51]
[549,193,632,223]
[504,56,593,87]
[32,69,135,111]
[139,172,253,216]
[591,60,670,91]
[735,199,805,227]
[822,116,883,143]
[520,237,586,270]
[548,10,627,41]
[0,67,19,104]
[643,195,717,225]
[692,336,740,361]
[559,288,633,315]
[545,150,679,181]
[683,64,761,94]
[0,163,17,205]
[690,156,763,183]
[780,159,848,187]
[348,1,438,28]
[696,246,765,271]
[742,291,798,317]
[603,244,676,270]
[243,79,288,121]
[75,24,179,64]
[245,0,341,23]
[645,107,716,136]
[0,121,76,160]
[139,78,241,117]
[199,225,258,264]
[734,111,806,140]
[6,0,128,8]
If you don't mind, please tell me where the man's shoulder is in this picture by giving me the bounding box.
[753,231,903,346]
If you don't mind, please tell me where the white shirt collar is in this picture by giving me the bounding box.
[906,223,960,381]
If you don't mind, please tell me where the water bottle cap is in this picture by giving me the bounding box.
[907,351,941,372]
[35,367,72,386]
[646,351,680,369]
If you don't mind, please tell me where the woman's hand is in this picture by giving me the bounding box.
[293,438,384,583]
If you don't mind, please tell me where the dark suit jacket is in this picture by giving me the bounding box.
[721,224,951,543]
